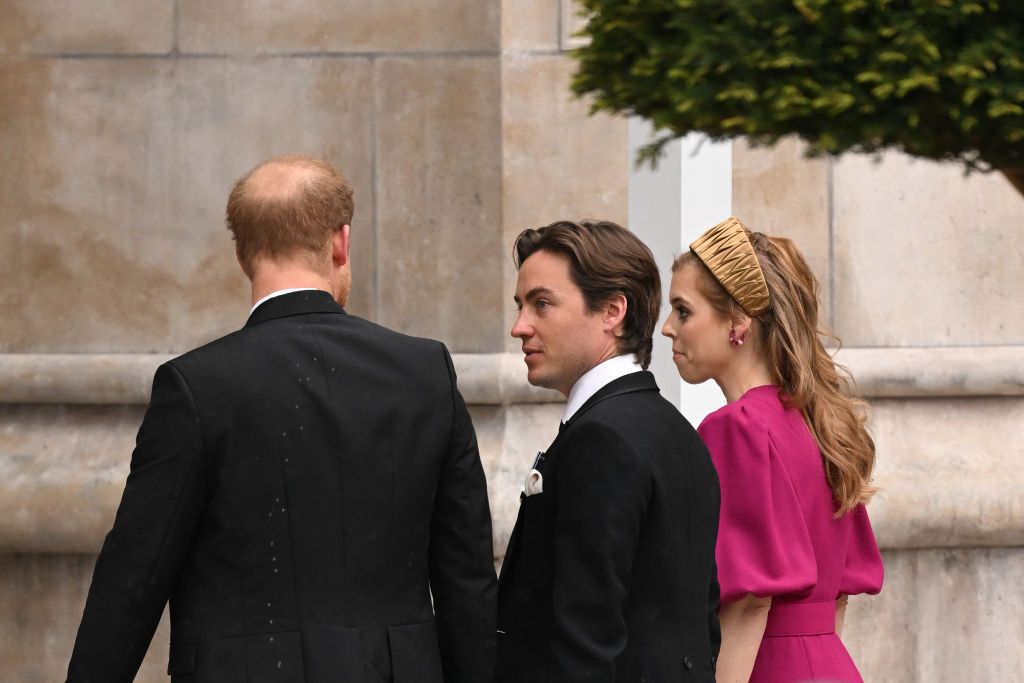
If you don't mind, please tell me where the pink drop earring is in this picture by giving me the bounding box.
[729,329,745,347]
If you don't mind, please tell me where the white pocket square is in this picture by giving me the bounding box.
[524,468,544,496]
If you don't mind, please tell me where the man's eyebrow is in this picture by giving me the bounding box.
[514,286,556,306]
[523,287,554,302]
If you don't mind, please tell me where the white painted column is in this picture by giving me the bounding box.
[627,118,682,409]
[628,121,730,428]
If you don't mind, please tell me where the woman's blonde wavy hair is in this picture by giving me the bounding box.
[674,231,876,516]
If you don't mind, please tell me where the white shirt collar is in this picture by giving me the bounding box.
[562,353,642,423]
[249,288,320,315]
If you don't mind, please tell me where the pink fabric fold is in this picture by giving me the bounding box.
[839,503,884,597]
[699,402,816,604]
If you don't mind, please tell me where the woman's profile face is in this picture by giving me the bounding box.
[661,264,735,385]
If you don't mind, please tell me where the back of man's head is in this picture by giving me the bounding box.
[227,155,354,278]
[513,219,661,369]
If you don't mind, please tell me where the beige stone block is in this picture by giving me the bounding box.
[731,137,832,325]
[501,54,628,248]
[488,403,564,566]
[468,404,507,557]
[0,57,375,353]
[500,54,628,350]
[832,152,1024,346]
[178,0,499,54]
[374,56,504,352]
[0,1,173,55]
[0,554,170,682]
[842,549,910,682]
[0,405,140,552]
[844,548,1024,682]
[451,353,568,406]
[867,397,1024,549]
[501,0,560,51]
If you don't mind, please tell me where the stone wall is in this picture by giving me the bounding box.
[0,1,622,680]
[1,1,1022,682]
[733,139,1024,681]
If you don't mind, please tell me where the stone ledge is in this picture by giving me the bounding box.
[0,346,1020,406]
[0,353,563,406]
[1,400,1021,553]
[0,354,175,406]
[836,346,1024,398]
[869,479,1024,551]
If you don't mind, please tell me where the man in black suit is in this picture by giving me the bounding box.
[66,155,497,683]
[498,220,720,682]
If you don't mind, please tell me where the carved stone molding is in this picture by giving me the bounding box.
[0,346,1020,406]
[0,348,1022,553]
[836,345,1024,398]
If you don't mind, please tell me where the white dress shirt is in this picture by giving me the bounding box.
[249,288,320,315]
[522,354,642,497]
[562,353,643,423]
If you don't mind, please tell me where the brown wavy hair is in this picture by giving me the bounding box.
[514,220,661,369]
[674,231,875,516]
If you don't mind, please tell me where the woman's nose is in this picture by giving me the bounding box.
[661,317,674,338]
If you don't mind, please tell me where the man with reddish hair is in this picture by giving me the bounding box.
[66,155,497,683]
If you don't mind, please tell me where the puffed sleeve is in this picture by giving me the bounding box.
[838,504,884,596]
[698,404,816,605]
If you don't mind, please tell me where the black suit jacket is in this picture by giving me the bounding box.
[66,290,497,683]
[496,371,720,682]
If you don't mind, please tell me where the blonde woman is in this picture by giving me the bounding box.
[662,218,883,683]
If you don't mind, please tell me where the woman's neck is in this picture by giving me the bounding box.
[715,352,775,403]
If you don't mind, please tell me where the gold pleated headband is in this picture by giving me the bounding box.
[689,217,770,316]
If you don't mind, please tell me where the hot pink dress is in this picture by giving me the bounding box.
[698,385,883,683]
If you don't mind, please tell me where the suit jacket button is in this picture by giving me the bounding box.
[683,656,693,670]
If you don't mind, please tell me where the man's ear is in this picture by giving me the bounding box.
[603,294,629,337]
[332,224,351,267]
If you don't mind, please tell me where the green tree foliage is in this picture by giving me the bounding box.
[572,0,1024,191]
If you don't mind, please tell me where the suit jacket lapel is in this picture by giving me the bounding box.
[499,371,660,585]
[499,506,526,590]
